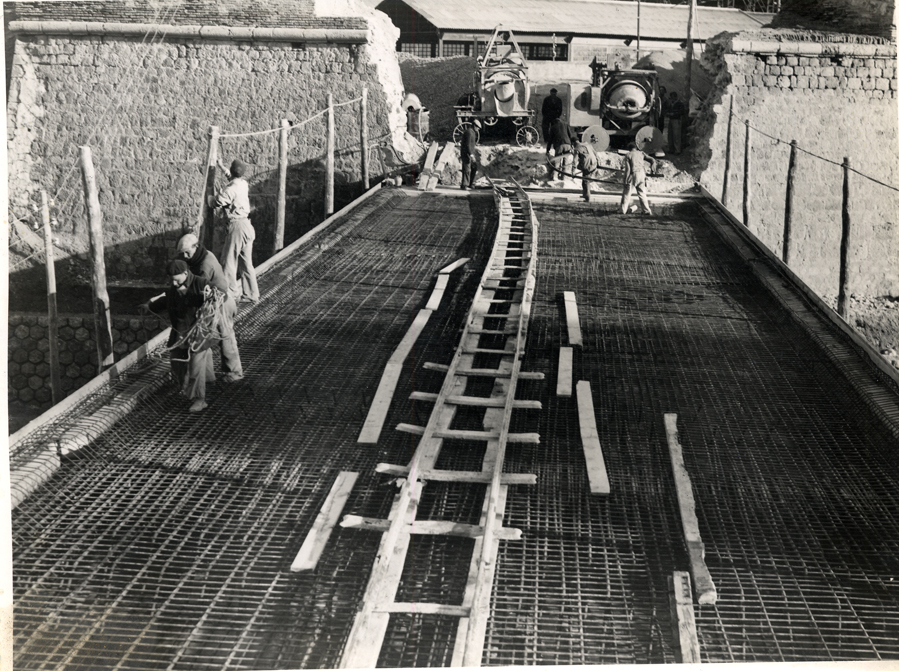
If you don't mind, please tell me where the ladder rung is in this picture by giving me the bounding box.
[342,515,523,540]
[435,429,540,443]
[375,463,538,485]
[455,368,544,379]
[377,603,471,617]
[407,392,540,409]
[467,327,517,335]
[462,347,516,355]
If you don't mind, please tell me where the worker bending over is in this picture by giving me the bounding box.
[177,233,243,383]
[546,117,574,182]
[211,158,260,304]
[142,260,225,413]
[620,141,656,216]
[574,141,598,203]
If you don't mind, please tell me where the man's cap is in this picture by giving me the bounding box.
[176,233,199,254]
[230,159,248,177]
[550,88,558,94]
[166,259,189,276]
[472,119,482,128]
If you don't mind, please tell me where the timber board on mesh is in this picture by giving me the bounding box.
[11,192,899,669]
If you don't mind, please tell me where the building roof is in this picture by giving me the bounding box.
[6,0,368,30]
[381,0,773,40]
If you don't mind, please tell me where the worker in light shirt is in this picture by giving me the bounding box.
[210,158,260,304]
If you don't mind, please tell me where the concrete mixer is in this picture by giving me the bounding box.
[564,58,664,154]
[453,26,540,147]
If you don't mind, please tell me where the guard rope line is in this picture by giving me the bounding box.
[730,108,899,192]
[218,94,362,138]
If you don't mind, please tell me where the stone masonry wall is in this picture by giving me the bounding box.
[8,313,165,411]
[6,24,401,283]
[691,30,899,298]
[772,0,896,41]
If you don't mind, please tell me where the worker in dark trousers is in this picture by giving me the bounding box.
[177,233,243,383]
[574,141,598,202]
[460,119,481,190]
[665,92,686,154]
[620,141,656,215]
[141,260,220,413]
[541,87,563,151]
[546,117,574,181]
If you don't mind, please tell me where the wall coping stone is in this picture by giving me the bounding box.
[730,38,896,57]
[8,20,369,43]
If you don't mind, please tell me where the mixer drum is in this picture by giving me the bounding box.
[606,81,649,120]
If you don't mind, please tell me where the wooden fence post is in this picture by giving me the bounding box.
[79,146,115,372]
[326,93,335,217]
[197,125,220,250]
[41,190,62,403]
[742,120,751,230]
[783,139,798,265]
[276,119,289,252]
[721,95,733,208]
[838,157,852,318]
[361,86,370,190]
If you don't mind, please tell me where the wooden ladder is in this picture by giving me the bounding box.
[339,179,543,667]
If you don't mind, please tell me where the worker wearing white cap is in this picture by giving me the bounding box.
[177,233,244,383]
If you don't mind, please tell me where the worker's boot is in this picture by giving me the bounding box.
[189,399,208,413]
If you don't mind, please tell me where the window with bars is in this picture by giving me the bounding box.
[523,44,568,61]
[399,42,435,58]
[441,42,470,57]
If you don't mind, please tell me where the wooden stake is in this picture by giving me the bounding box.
[683,0,696,152]
[79,146,114,372]
[361,86,370,190]
[276,119,289,253]
[721,95,733,208]
[197,125,219,249]
[326,93,335,217]
[41,191,62,403]
[838,157,852,318]
[783,139,798,265]
[742,120,751,230]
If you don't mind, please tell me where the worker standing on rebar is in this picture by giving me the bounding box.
[574,140,598,203]
[620,141,656,216]
[177,233,243,383]
[460,119,481,190]
[541,88,563,151]
[141,260,218,413]
[211,158,260,304]
[546,117,575,182]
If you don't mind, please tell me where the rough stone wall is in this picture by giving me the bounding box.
[6,9,406,283]
[7,314,164,410]
[772,0,896,40]
[691,30,899,298]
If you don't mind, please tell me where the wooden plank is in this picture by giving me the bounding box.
[378,603,470,617]
[563,291,583,346]
[375,463,536,485]
[664,413,717,605]
[290,471,358,572]
[425,274,450,310]
[435,429,540,443]
[341,516,522,540]
[357,309,433,443]
[557,347,573,397]
[417,141,440,190]
[669,571,701,663]
[576,381,610,495]
[411,391,540,410]
[439,257,470,274]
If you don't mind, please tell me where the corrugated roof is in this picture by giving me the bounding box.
[393,0,773,39]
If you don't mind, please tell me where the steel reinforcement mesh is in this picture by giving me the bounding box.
[11,192,899,668]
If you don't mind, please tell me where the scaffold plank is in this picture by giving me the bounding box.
[557,347,573,396]
[563,291,583,346]
[664,413,717,605]
[576,381,610,495]
[291,471,358,572]
[669,571,701,663]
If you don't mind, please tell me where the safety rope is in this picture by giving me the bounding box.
[544,156,626,186]
[218,94,362,139]
[146,285,230,362]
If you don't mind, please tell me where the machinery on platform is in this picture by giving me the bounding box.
[453,26,540,147]
[563,58,664,154]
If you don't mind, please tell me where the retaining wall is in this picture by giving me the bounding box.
[8,313,164,409]
[691,30,899,298]
[6,3,406,283]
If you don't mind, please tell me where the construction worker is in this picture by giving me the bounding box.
[211,158,260,304]
[177,233,243,383]
[620,141,656,216]
[141,260,220,413]
[574,140,598,203]
[460,119,481,190]
[541,87,563,151]
[665,92,686,154]
[546,117,574,182]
